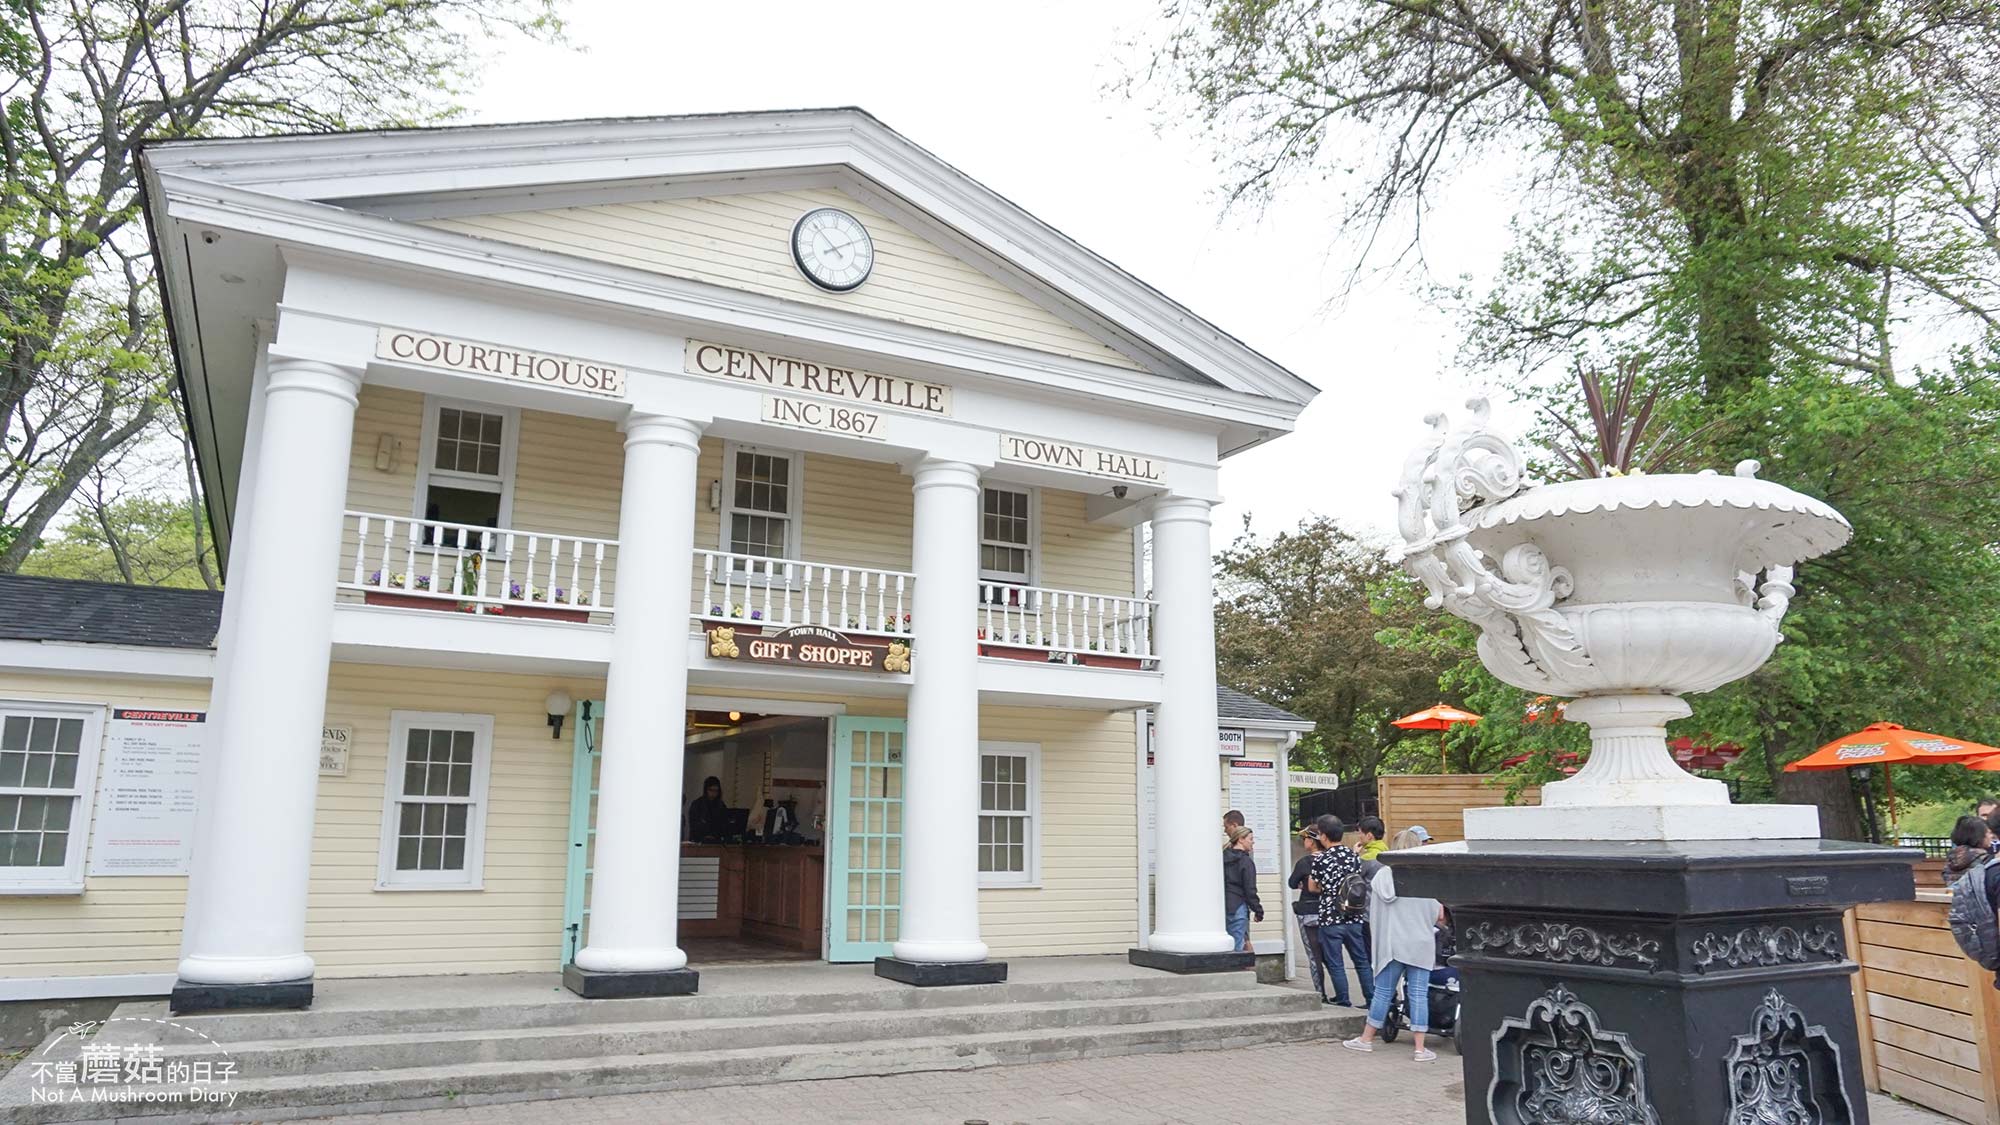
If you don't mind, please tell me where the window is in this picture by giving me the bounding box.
[0,703,102,894]
[980,486,1034,587]
[377,712,493,890]
[977,742,1039,887]
[415,399,518,539]
[721,444,801,560]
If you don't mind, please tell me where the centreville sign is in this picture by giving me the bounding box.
[685,340,952,417]
[706,624,909,675]
[998,434,1164,483]
[376,329,626,398]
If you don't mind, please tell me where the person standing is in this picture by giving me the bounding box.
[1307,814,1373,1007]
[1223,825,1263,951]
[1947,815,1993,885]
[1289,825,1332,1002]
[1344,828,1445,1062]
[1356,816,1388,861]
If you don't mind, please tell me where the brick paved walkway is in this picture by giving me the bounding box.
[297,1040,1955,1124]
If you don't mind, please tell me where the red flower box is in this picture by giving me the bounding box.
[364,591,591,624]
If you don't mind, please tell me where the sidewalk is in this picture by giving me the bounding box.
[294,1040,1954,1124]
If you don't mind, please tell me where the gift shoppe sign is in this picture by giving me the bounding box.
[705,624,909,674]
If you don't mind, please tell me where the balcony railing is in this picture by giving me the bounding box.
[694,549,914,637]
[977,582,1155,665]
[342,512,615,617]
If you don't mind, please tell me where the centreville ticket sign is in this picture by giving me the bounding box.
[706,624,910,674]
[376,329,626,397]
[685,340,952,417]
[998,433,1163,483]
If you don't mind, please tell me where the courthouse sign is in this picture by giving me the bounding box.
[998,434,1163,483]
[376,329,626,397]
[685,340,952,416]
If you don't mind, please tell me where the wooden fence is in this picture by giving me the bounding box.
[1376,774,1541,844]
[1851,893,2000,1123]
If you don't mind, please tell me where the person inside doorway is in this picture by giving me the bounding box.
[686,776,730,842]
[1223,825,1263,951]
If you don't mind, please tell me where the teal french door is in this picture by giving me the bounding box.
[826,717,906,962]
[560,700,602,966]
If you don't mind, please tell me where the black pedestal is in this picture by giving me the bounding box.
[873,957,1008,986]
[1386,838,1917,1125]
[1126,947,1255,974]
[561,963,699,998]
[169,977,313,1014]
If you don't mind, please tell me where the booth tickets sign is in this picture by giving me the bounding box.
[706,624,909,674]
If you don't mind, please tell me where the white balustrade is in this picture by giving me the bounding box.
[694,549,914,636]
[341,511,614,616]
[976,582,1156,664]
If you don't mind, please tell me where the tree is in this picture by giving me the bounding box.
[2,0,563,575]
[1213,515,1463,782]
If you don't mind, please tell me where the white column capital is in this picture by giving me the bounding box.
[620,412,705,452]
[262,355,364,406]
[908,458,983,493]
[1149,495,1214,526]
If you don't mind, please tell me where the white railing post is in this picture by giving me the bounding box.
[590,542,604,611]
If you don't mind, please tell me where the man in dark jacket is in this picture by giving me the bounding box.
[1223,824,1263,951]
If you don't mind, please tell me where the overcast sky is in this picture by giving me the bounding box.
[466,0,1535,547]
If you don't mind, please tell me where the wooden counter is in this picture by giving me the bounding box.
[676,843,823,952]
[1849,892,2000,1123]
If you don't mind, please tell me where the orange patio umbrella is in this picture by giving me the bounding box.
[1394,703,1482,772]
[1784,722,2000,828]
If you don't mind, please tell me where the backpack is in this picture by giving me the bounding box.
[1948,856,2000,971]
[1339,859,1380,914]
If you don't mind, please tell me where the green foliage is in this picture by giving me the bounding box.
[19,494,216,589]
[1213,514,1462,781]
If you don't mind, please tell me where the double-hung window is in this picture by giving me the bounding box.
[377,712,493,890]
[415,399,518,545]
[0,703,102,894]
[980,486,1035,602]
[977,742,1040,887]
[722,444,802,563]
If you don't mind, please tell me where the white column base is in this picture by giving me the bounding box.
[1147,931,1238,956]
[890,938,990,964]
[573,945,690,973]
[175,952,316,986]
[1465,802,1821,841]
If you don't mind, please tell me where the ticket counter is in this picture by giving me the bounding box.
[678,843,825,954]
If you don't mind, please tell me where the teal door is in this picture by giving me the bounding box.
[827,717,905,962]
[560,700,602,966]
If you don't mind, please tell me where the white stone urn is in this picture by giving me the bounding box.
[1392,398,1851,840]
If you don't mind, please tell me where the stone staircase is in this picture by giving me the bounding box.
[0,959,1358,1124]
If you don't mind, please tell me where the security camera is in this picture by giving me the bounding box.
[1112,485,1129,500]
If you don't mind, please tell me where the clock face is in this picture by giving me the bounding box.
[791,208,875,292]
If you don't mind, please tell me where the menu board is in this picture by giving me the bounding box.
[1228,759,1282,875]
[89,709,206,876]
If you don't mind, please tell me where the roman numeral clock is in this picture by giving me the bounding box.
[791,207,875,292]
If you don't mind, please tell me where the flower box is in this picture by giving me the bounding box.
[978,642,1052,663]
[1077,653,1143,670]
[364,591,591,624]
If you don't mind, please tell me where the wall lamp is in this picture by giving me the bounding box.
[545,689,574,740]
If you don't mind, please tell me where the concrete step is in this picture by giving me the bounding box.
[149,967,1262,1041]
[159,988,1321,1078]
[2,1007,1363,1124]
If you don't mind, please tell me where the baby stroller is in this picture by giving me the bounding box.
[1378,920,1462,1051]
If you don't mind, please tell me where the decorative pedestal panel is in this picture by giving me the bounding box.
[1387,839,1916,1125]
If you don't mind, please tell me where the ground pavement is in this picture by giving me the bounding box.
[294,1039,1955,1125]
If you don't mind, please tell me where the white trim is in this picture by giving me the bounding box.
[0,640,214,682]
[0,972,176,1001]
[719,440,805,560]
[376,710,494,891]
[684,694,847,718]
[976,740,1041,889]
[978,484,1039,587]
[413,395,520,530]
[0,700,106,895]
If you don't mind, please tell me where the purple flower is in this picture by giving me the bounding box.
[749,609,763,620]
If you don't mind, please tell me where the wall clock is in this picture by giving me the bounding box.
[791,208,875,292]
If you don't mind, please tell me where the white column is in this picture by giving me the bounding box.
[892,459,989,964]
[574,414,704,974]
[1146,496,1233,954]
[178,357,362,987]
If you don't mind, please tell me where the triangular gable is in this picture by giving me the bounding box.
[423,186,1148,372]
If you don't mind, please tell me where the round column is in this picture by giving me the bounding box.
[574,414,704,976]
[891,459,989,965]
[177,357,363,991]
[1146,496,1234,955]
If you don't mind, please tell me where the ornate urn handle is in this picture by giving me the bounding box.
[1390,398,1594,692]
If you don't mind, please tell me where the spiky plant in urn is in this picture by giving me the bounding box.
[1392,372,1850,839]
[1381,370,1915,1125]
